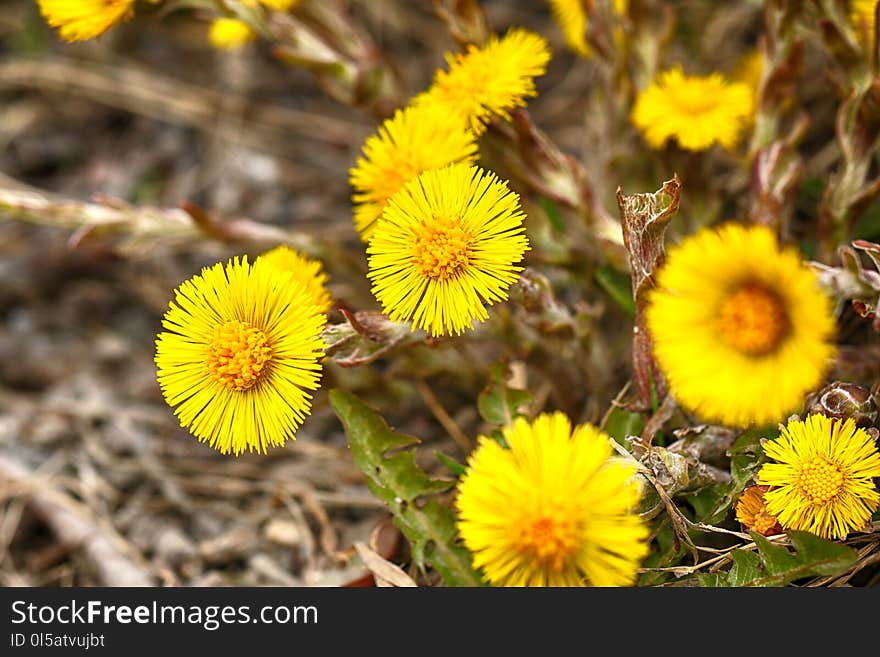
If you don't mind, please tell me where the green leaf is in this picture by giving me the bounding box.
[601,405,643,447]
[695,573,723,587]
[854,200,880,241]
[701,428,773,525]
[727,549,762,587]
[684,485,726,521]
[488,429,508,448]
[477,362,532,427]
[595,266,635,318]
[750,532,797,578]
[636,522,684,586]
[329,389,484,587]
[751,531,858,585]
[539,197,565,233]
[435,451,467,477]
[729,426,776,455]
[702,532,857,587]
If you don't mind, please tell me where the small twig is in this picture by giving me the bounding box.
[0,176,314,253]
[0,455,154,586]
[415,379,474,453]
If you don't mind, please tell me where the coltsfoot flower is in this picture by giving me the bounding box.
[631,66,754,151]
[349,104,477,242]
[37,0,135,42]
[548,0,628,57]
[155,256,325,455]
[254,0,299,10]
[548,0,592,57]
[456,412,650,586]
[757,414,880,540]
[735,485,783,536]
[413,27,551,135]
[646,223,837,427]
[367,163,529,337]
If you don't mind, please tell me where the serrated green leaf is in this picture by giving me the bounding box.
[329,389,484,587]
[751,532,798,576]
[708,532,858,587]
[787,531,860,576]
[728,549,763,587]
[477,362,532,427]
[748,530,858,586]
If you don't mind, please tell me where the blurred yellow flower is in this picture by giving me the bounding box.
[646,223,836,427]
[155,257,325,455]
[414,28,552,135]
[367,163,529,337]
[733,49,764,109]
[37,0,134,42]
[349,104,477,242]
[548,0,591,57]
[257,245,333,314]
[851,0,878,46]
[758,414,880,540]
[631,66,754,151]
[548,0,628,58]
[209,17,256,50]
[456,412,649,586]
[257,0,299,10]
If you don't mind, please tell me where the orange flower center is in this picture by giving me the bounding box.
[412,217,472,281]
[207,320,272,391]
[513,509,579,572]
[736,485,781,535]
[717,283,788,356]
[752,509,780,535]
[798,457,844,503]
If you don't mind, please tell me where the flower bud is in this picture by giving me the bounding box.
[805,382,877,428]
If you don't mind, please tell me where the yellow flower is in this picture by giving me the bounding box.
[646,223,836,427]
[547,0,627,57]
[548,0,591,57]
[851,0,877,46]
[631,66,754,151]
[735,485,782,536]
[155,256,325,455]
[734,49,764,92]
[349,104,477,242]
[257,0,299,10]
[367,163,529,337]
[413,28,552,135]
[209,18,256,50]
[37,0,135,42]
[757,414,880,540]
[257,245,333,314]
[456,412,650,586]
